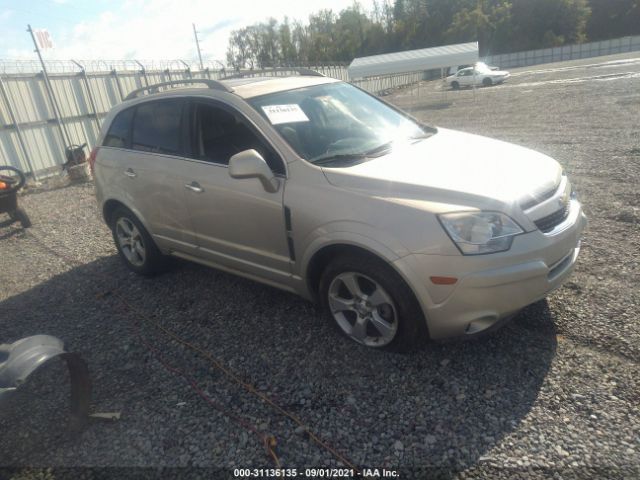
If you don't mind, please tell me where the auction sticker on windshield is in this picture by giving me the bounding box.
[261,104,309,125]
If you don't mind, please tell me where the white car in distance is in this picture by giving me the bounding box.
[447,63,510,89]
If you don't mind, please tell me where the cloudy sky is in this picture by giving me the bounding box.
[0,0,375,65]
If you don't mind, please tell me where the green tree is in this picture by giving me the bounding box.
[307,10,339,62]
[225,0,640,69]
[509,0,590,51]
[292,20,311,64]
[226,27,254,70]
[587,0,640,40]
[279,18,298,66]
[255,19,281,68]
[446,0,513,55]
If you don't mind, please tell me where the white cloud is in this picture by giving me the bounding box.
[0,9,13,21]
[32,0,374,65]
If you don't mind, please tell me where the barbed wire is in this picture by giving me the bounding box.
[0,58,351,75]
[0,59,227,74]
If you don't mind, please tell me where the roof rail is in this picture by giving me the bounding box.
[221,67,324,80]
[124,78,232,101]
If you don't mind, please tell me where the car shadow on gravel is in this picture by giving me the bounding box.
[0,254,557,473]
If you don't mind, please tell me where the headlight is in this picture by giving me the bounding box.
[438,211,523,255]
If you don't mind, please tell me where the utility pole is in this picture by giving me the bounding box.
[193,23,204,71]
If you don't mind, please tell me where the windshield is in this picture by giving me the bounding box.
[249,82,433,165]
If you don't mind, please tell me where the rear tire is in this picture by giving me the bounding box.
[451,81,460,90]
[319,253,427,352]
[110,207,166,276]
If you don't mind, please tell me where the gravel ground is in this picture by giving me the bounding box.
[1,52,639,479]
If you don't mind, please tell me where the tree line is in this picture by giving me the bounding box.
[225,0,640,69]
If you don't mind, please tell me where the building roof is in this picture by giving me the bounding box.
[347,42,479,79]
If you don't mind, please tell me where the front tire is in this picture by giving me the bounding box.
[110,207,166,276]
[451,81,460,90]
[482,77,493,86]
[319,254,427,352]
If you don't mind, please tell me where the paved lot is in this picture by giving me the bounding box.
[1,52,639,478]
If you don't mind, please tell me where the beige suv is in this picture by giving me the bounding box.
[92,73,586,351]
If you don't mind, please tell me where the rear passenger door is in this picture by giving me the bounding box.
[104,99,198,254]
[180,100,291,284]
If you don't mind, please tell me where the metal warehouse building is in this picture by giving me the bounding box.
[347,42,479,80]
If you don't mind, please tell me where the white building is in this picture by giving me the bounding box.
[347,42,479,80]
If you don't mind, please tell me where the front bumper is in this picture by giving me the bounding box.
[394,200,587,340]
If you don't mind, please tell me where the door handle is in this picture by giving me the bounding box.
[124,168,137,178]
[184,181,204,193]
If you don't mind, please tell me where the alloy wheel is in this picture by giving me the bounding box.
[327,271,398,347]
[115,217,146,267]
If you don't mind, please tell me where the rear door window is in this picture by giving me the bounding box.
[103,107,134,148]
[132,100,184,155]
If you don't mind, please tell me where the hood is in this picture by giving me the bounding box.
[322,128,562,209]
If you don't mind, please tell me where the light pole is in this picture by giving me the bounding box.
[193,23,204,71]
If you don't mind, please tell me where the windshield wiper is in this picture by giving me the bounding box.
[410,128,437,141]
[410,133,433,140]
[313,129,436,166]
[365,130,436,155]
[312,153,369,166]
[313,144,392,166]
[364,142,394,156]
[413,124,438,139]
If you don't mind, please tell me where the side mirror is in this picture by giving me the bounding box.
[228,149,280,193]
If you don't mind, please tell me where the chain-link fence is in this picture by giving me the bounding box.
[483,35,640,69]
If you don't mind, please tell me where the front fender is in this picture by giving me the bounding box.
[297,220,410,286]
[301,219,409,263]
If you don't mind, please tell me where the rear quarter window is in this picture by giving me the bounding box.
[103,108,134,148]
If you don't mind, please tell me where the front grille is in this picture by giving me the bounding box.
[520,184,560,210]
[535,206,569,233]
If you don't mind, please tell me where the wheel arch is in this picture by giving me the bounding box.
[303,239,421,311]
[102,198,148,230]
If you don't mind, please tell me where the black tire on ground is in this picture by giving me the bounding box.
[451,81,460,90]
[319,253,428,352]
[482,77,493,86]
[110,207,167,276]
[9,207,31,228]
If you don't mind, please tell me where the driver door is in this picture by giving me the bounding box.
[180,100,292,285]
[457,70,472,86]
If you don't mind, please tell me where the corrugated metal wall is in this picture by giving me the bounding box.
[0,68,210,177]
